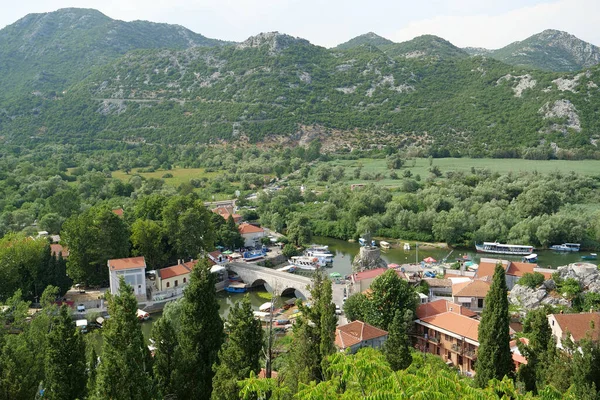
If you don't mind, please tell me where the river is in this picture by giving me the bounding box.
[113,237,597,345]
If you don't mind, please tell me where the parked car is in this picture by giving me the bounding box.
[335,305,342,315]
[77,304,86,313]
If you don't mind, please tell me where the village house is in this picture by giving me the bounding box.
[548,312,600,349]
[476,258,552,290]
[451,279,492,313]
[414,299,522,376]
[212,205,243,224]
[111,208,124,217]
[238,223,265,248]
[50,243,69,259]
[108,256,147,300]
[423,277,453,297]
[335,320,388,353]
[351,267,407,293]
[155,251,228,294]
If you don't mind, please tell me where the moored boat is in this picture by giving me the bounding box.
[243,249,266,261]
[290,256,319,270]
[277,265,296,273]
[137,309,150,321]
[403,243,411,251]
[225,282,248,293]
[358,238,367,246]
[304,246,334,266]
[522,253,538,263]
[581,253,598,260]
[475,242,534,256]
[380,241,391,249]
[550,243,581,252]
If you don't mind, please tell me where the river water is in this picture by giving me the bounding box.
[131,237,596,343]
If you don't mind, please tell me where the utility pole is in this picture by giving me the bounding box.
[264,285,280,379]
[415,243,419,265]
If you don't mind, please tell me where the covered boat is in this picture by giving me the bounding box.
[581,253,598,260]
[225,282,248,293]
[380,241,391,249]
[550,243,581,252]
[475,242,534,256]
[137,309,150,321]
[522,254,538,263]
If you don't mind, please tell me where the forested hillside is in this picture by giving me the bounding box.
[2,31,599,158]
[0,8,225,100]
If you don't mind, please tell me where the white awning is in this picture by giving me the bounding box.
[259,302,273,311]
[210,265,226,273]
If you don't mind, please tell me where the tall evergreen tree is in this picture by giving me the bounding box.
[517,308,553,393]
[284,271,336,390]
[212,295,264,400]
[93,277,154,399]
[475,264,514,388]
[175,257,224,399]
[151,316,178,398]
[366,269,417,331]
[383,309,413,371]
[44,305,86,400]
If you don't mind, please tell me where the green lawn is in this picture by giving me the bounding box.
[111,167,222,187]
[321,157,600,188]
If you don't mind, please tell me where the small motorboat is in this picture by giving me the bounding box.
[380,241,391,249]
[522,253,538,263]
[403,243,411,251]
[581,253,598,260]
[137,309,150,321]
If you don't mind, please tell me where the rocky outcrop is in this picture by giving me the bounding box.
[509,263,600,310]
[236,32,309,54]
[539,99,581,133]
[352,246,387,272]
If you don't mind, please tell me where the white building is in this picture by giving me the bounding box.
[108,256,147,300]
[238,223,265,248]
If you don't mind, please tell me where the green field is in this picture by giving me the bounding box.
[111,167,223,187]
[323,157,600,187]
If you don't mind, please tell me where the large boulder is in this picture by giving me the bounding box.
[509,283,570,310]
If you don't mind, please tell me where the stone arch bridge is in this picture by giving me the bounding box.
[227,262,312,300]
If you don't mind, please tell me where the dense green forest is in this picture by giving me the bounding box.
[1,10,600,157]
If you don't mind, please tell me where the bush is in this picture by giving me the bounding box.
[282,244,299,258]
[518,272,545,289]
[162,173,174,178]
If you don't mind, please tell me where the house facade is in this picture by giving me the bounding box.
[108,256,147,300]
[415,299,521,376]
[157,261,194,292]
[238,223,265,248]
[476,258,552,290]
[548,312,600,349]
[335,320,388,353]
[212,206,242,224]
[451,279,491,313]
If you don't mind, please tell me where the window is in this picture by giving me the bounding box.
[445,334,450,341]
[183,278,187,283]
[175,280,178,287]
[166,282,170,288]
[436,346,440,355]
[478,298,484,308]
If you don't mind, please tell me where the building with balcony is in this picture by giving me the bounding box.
[451,279,491,313]
[414,299,522,376]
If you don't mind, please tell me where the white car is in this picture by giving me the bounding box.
[77,304,86,313]
[335,305,342,315]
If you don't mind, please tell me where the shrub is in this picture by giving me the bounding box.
[518,272,545,289]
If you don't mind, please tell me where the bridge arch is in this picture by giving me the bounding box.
[227,262,312,300]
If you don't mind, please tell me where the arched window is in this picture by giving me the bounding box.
[166,282,170,288]
[183,278,187,283]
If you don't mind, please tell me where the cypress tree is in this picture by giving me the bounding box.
[93,277,154,399]
[284,270,336,390]
[175,257,224,400]
[212,295,264,400]
[517,308,553,393]
[151,316,178,398]
[44,305,86,400]
[475,264,514,388]
[383,309,413,371]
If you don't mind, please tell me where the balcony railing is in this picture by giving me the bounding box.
[451,344,460,352]
[429,337,440,344]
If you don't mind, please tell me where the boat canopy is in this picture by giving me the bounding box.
[210,265,226,273]
[259,302,273,311]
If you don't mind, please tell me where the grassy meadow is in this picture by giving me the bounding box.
[322,157,600,188]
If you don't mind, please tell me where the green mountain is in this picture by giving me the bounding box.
[336,33,468,60]
[0,8,226,98]
[464,30,600,72]
[334,32,394,50]
[3,30,599,158]
[380,35,468,60]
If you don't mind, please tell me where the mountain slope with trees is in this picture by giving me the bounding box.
[0,8,226,100]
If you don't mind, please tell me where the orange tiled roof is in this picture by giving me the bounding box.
[212,206,242,222]
[353,268,406,282]
[258,368,278,379]
[238,223,264,235]
[335,321,388,349]
[50,244,69,257]
[107,256,146,271]
[475,258,509,279]
[551,313,600,342]
[420,312,481,342]
[452,279,491,298]
[159,263,192,279]
[416,299,477,319]
[424,278,452,287]
[112,208,124,216]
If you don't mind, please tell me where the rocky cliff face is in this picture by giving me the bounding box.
[474,29,600,72]
[509,263,600,311]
